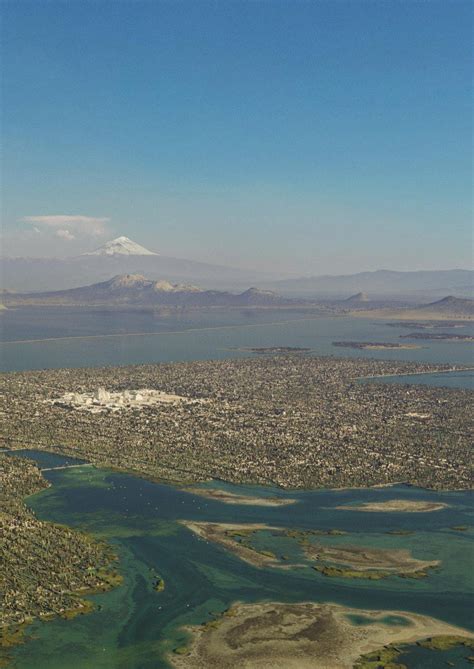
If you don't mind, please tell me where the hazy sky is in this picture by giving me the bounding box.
[2,0,472,274]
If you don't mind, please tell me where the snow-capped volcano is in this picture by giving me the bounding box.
[83,236,159,256]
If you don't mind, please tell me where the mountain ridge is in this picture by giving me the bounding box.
[2,274,298,308]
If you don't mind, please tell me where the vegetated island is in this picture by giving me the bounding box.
[2,356,472,490]
[230,346,312,354]
[400,332,474,342]
[183,487,297,506]
[305,543,438,580]
[168,600,473,669]
[332,341,421,350]
[180,521,437,580]
[336,499,449,513]
[0,453,122,654]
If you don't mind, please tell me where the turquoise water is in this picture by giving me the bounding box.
[4,451,474,669]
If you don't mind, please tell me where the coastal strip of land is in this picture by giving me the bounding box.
[0,453,122,651]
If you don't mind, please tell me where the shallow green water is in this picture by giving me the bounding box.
[4,452,474,668]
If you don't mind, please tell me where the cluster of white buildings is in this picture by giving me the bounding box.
[49,387,198,413]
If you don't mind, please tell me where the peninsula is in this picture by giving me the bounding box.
[0,454,122,637]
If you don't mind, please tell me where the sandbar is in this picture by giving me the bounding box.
[335,499,449,513]
[183,487,297,507]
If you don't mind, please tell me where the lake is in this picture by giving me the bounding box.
[1,308,473,390]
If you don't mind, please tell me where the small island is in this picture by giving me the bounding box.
[400,332,474,342]
[232,346,312,354]
[182,487,297,506]
[333,341,421,350]
[306,543,438,580]
[335,499,449,513]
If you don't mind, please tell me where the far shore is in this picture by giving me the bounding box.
[351,309,474,322]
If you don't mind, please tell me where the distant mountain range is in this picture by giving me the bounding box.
[2,236,472,299]
[2,272,472,319]
[266,269,473,300]
[1,236,277,292]
[2,274,299,308]
[352,296,474,321]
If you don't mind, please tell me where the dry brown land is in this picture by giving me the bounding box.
[180,521,280,568]
[183,487,297,506]
[168,601,473,669]
[336,499,449,513]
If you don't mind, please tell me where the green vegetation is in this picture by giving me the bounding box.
[225,529,255,538]
[353,645,406,669]
[417,635,474,651]
[314,565,390,580]
[258,550,276,558]
[173,646,189,655]
[314,564,431,581]
[0,624,27,650]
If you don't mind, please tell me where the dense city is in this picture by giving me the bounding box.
[1,356,472,490]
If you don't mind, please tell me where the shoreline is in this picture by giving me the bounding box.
[4,449,472,494]
[356,366,474,381]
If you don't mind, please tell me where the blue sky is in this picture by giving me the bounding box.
[2,0,472,273]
